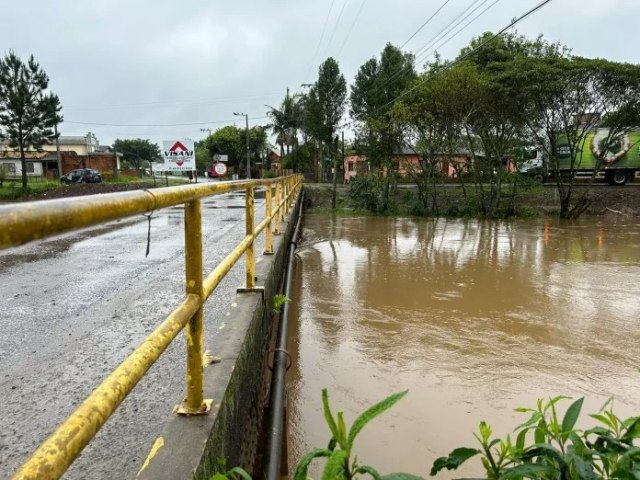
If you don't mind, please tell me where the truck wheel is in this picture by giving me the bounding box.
[611,170,628,186]
[533,173,545,183]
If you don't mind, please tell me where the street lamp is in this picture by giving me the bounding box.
[233,112,250,179]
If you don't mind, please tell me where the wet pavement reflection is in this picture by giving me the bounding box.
[288,214,640,478]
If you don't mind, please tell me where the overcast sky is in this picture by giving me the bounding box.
[2,0,639,147]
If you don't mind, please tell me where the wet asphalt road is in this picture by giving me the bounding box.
[0,189,266,479]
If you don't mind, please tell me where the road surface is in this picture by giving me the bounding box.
[0,189,266,479]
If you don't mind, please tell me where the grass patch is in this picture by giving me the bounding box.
[0,180,59,200]
[104,174,142,183]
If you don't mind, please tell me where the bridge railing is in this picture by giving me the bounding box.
[0,174,303,480]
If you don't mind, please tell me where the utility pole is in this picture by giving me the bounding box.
[54,123,62,178]
[234,112,250,179]
[332,131,344,209]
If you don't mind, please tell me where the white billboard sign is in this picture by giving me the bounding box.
[213,154,228,163]
[162,140,195,171]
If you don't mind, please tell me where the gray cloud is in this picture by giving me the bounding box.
[2,0,638,146]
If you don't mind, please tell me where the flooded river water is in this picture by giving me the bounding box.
[287,214,640,478]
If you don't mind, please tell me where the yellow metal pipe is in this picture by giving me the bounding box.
[284,180,289,216]
[11,295,200,480]
[202,235,253,300]
[183,200,205,413]
[254,216,269,237]
[0,176,295,251]
[265,185,273,254]
[274,183,281,234]
[245,187,255,288]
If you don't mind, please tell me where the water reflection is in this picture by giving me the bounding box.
[288,215,640,478]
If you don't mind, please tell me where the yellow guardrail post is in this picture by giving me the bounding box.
[284,179,289,216]
[245,186,256,288]
[264,183,273,255]
[274,182,282,235]
[175,199,211,416]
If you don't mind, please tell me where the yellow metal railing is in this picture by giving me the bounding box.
[0,174,303,480]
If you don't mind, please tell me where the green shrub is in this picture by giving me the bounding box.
[348,176,392,214]
[432,396,640,479]
[401,190,427,217]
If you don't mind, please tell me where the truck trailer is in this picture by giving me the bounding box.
[520,128,640,185]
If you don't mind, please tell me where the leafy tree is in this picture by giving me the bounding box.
[203,125,268,176]
[113,138,161,170]
[305,57,347,206]
[204,125,243,172]
[244,125,269,175]
[350,44,416,211]
[194,139,210,172]
[508,50,640,218]
[0,51,62,188]
[392,61,467,215]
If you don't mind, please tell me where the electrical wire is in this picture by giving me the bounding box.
[341,0,554,129]
[323,0,351,58]
[413,0,488,60]
[304,0,338,81]
[364,0,491,103]
[400,0,453,49]
[64,93,282,111]
[65,116,268,127]
[335,0,369,58]
[416,0,501,65]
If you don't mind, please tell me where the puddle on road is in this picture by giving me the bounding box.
[0,218,142,273]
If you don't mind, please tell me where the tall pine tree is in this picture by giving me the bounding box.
[0,51,62,188]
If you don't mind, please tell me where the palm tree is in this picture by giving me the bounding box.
[266,104,288,159]
[267,88,310,159]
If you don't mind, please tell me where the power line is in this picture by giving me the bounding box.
[413,0,489,60]
[414,0,501,66]
[400,0,453,49]
[335,0,369,58]
[64,93,282,111]
[341,0,554,129]
[304,0,338,81]
[323,0,350,58]
[365,0,492,103]
[65,116,268,127]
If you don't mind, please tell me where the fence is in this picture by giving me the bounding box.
[0,174,303,480]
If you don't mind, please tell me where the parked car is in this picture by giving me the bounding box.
[60,169,102,184]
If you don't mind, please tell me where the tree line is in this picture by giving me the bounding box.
[267,31,640,219]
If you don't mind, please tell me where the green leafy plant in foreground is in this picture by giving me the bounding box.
[208,466,252,480]
[431,396,640,479]
[294,388,424,480]
[272,294,290,313]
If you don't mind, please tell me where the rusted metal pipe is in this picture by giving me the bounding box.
[263,188,304,480]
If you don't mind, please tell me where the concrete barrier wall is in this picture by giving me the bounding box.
[138,194,301,480]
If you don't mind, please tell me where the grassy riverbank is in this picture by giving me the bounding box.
[304,183,640,217]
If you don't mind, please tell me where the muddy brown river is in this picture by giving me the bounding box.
[287,214,640,478]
